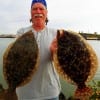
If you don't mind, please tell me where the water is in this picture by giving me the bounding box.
[87,40,100,79]
[0,38,15,88]
[0,38,100,98]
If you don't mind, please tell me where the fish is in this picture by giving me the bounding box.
[53,30,98,100]
[2,31,39,100]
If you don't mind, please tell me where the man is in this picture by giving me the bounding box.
[16,0,61,100]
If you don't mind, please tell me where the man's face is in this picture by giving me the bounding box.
[31,3,48,24]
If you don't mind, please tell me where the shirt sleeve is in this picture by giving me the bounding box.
[16,28,24,38]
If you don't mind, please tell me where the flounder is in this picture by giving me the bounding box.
[53,30,98,100]
[2,31,39,100]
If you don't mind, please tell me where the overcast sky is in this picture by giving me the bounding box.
[0,0,100,34]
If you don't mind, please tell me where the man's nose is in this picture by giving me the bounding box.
[36,8,41,13]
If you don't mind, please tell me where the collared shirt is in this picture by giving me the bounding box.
[16,26,61,100]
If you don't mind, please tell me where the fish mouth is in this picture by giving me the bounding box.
[34,14,43,18]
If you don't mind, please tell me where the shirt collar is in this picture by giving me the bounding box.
[31,26,47,33]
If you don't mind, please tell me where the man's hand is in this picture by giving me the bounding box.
[50,30,63,59]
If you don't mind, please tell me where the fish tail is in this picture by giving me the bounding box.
[74,86,93,100]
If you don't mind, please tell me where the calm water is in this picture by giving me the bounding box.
[0,38,100,98]
[87,40,100,79]
[0,38,16,88]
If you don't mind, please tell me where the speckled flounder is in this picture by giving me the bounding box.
[3,31,39,99]
[53,30,98,99]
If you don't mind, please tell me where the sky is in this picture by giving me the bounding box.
[0,0,100,34]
